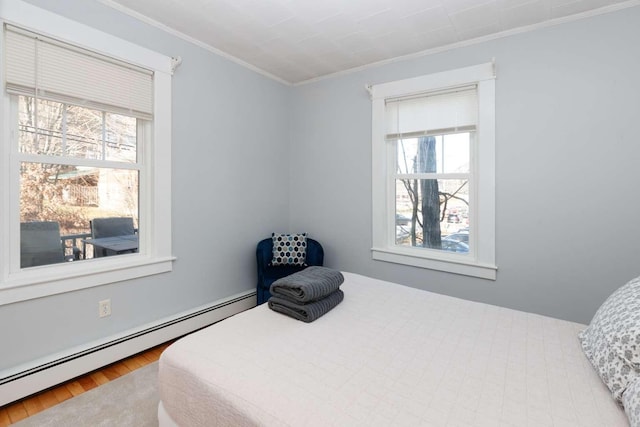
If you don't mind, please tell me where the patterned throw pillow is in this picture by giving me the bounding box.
[271,233,307,266]
[579,276,640,402]
[624,377,640,427]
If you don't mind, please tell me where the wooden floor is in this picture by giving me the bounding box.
[0,341,173,426]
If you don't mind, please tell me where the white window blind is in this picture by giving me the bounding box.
[385,85,477,140]
[4,25,153,119]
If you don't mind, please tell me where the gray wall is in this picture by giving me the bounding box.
[0,0,291,371]
[289,6,640,324]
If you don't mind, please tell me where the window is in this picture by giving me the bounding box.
[1,1,174,305]
[370,63,496,279]
[15,96,144,265]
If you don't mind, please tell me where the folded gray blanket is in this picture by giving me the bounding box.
[270,266,344,303]
[268,289,344,323]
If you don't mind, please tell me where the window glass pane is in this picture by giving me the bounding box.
[395,178,469,253]
[66,104,103,159]
[20,162,139,267]
[441,133,470,173]
[18,96,138,162]
[396,133,470,174]
[19,97,63,156]
[105,113,137,163]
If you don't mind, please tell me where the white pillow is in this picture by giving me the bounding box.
[624,377,640,427]
[579,276,640,402]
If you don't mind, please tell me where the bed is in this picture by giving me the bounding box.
[158,272,629,426]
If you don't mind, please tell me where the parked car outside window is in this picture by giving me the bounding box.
[443,232,469,244]
[440,240,469,253]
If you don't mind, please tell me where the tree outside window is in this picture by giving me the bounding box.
[395,133,471,254]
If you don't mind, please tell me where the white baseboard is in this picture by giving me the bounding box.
[0,290,256,406]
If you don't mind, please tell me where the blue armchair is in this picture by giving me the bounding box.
[256,237,324,305]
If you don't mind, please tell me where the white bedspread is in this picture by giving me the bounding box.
[158,272,627,426]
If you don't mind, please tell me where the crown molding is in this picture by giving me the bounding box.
[294,0,640,86]
[97,0,640,87]
[95,0,291,86]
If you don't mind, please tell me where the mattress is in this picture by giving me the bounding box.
[158,272,627,426]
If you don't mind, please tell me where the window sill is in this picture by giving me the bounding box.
[0,255,176,306]
[371,247,496,280]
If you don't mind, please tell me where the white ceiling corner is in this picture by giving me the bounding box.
[102,0,639,85]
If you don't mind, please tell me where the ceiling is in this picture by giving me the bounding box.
[104,0,632,84]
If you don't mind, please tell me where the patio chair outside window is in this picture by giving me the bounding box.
[20,221,67,268]
[90,217,136,257]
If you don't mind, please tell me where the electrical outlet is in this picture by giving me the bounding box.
[99,299,111,318]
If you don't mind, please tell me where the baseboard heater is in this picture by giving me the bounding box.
[0,290,256,407]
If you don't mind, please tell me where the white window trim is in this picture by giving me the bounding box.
[0,0,175,306]
[370,62,496,280]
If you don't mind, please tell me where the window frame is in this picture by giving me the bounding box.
[370,63,497,280]
[0,0,174,305]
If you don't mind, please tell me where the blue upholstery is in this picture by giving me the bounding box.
[256,237,324,305]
